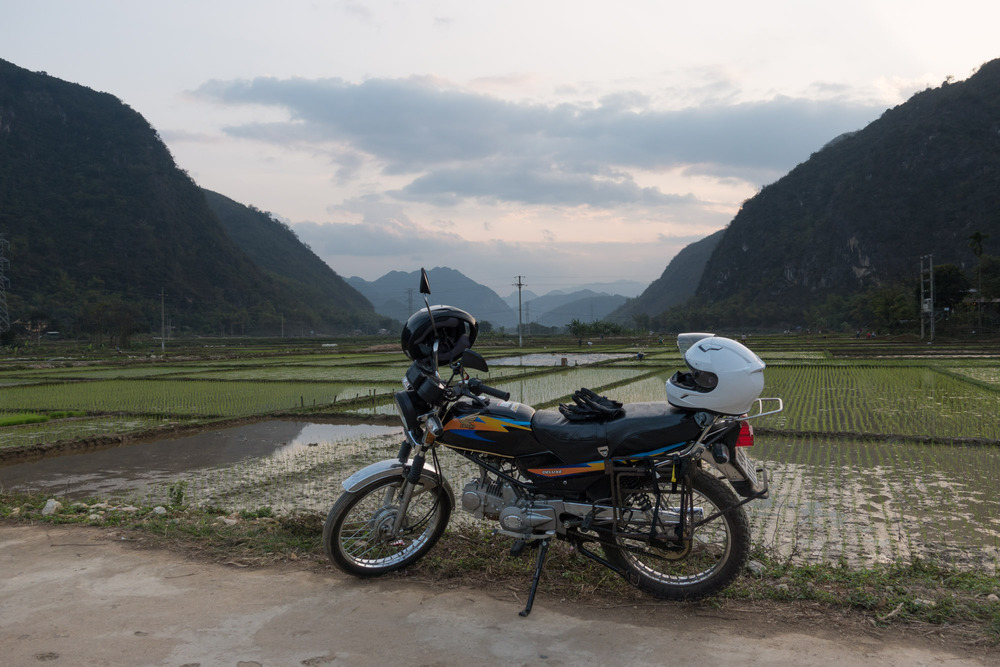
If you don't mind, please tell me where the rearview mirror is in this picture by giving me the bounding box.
[461,350,489,373]
[419,268,431,295]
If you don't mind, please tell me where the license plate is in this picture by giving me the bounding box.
[735,448,758,486]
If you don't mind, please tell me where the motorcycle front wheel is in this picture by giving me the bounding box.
[323,475,453,576]
[602,468,750,601]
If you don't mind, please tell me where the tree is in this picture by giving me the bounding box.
[933,263,971,313]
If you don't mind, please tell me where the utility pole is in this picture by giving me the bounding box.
[406,288,414,316]
[160,288,166,352]
[0,235,9,336]
[920,255,935,342]
[513,275,526,347]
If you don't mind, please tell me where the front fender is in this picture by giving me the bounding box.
[342,458,452,502]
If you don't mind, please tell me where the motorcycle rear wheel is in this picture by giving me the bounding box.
[324,475,453,576]
[603,468,750,601]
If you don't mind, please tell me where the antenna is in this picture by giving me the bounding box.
[419,268,440,371]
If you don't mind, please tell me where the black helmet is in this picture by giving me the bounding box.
[401,305,478,364]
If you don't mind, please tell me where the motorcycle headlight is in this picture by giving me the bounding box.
[394,390,421,433]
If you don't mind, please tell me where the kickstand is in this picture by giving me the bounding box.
[518,538,550,617]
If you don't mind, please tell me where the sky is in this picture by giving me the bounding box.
[3,1,999,297]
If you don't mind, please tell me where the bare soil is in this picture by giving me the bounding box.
[1,523,996,666]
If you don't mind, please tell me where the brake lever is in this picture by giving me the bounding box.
[457,381,489,407]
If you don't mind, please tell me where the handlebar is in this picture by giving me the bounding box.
[467,377,510,401]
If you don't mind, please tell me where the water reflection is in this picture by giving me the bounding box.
[0,421,401,499]
[489,353,632,366]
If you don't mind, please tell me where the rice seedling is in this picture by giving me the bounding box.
[0,379,382,418]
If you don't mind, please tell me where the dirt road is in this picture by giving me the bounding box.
[0,524,991,666]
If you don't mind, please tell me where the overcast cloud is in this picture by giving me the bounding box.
[194,76,882,209]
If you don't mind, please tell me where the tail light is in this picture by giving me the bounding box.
[735,420,755,447]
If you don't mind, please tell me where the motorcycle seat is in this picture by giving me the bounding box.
[530,402,703,461]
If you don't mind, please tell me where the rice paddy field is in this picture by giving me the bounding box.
[2,334,999,571]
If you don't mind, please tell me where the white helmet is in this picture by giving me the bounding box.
[665,333,765,415]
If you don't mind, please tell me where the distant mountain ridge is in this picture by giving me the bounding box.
[350,269,642,329]
[348,268,518,328]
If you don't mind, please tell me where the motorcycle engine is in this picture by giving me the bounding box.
[461,478,557,536]
[461,478,516,520]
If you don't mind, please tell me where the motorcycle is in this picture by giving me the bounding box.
[323,269,782,616]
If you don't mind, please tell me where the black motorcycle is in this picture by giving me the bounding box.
[323,270,782,615]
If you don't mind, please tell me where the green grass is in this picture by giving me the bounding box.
[0,412,50,427]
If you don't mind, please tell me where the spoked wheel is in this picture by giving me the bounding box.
[323,475,453,576]
[603,468,750,600]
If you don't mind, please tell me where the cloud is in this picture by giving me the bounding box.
[193,75,884,208]
[393,158,704,208]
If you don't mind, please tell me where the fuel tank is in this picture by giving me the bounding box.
[440,399,605,494]
[439,399,538,457]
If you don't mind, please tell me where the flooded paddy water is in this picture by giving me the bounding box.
[488,352,635,366]
[750,437,1000,570]
[3,420,997,572]
[0,421,402,503]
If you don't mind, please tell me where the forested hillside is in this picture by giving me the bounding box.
[0,59,378,339]
[664,58,1000,330]
[202,190,383,333]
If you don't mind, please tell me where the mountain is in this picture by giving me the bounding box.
[502,290,539,309]
[572,280,647,298]
[351,269,635,330]
[202,190,378,330]
[349,267,518,329]
[610,229,724,325]
[686,59,1000,326]
[534,293,628,328]
[504,280,645,309]
[0,58,378,337]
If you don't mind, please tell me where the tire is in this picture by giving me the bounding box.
[323,475,453,576]
[603,468,750,601]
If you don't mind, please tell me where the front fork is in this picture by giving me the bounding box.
[389,415,443,535]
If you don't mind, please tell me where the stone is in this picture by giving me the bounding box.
[41,499,63,516]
